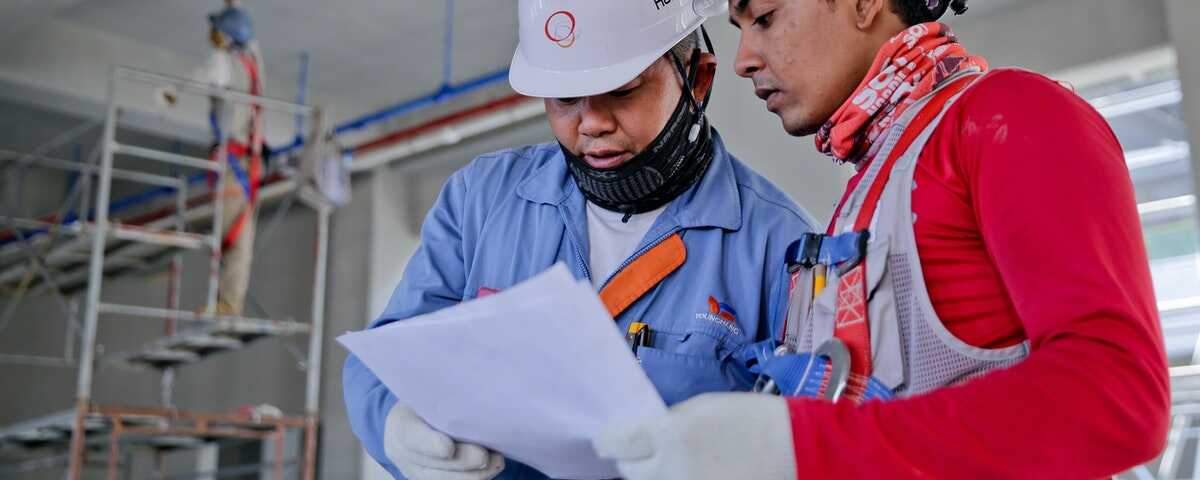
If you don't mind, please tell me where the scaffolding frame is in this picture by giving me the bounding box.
[0,66,331,480]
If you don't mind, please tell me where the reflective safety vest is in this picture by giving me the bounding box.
[766,70,1030,402]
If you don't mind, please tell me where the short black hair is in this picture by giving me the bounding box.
[890,0,969,26]
[669,31,700,63]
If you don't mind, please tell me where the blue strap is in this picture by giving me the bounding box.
[819,231,869,268]
[737,338,780,372]
[757,353,895,401]
[762,353,830,398]
[209,111,223,142]
[862,375,894,401]
[785,231,870,270]
[225,152,253,200]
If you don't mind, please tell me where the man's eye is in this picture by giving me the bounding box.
[753,10,774,28]
[610,88,636,98]
[556,97,580,105]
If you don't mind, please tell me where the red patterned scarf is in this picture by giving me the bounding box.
[814,22,987,163]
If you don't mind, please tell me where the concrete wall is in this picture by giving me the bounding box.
[1166,0,1200,227]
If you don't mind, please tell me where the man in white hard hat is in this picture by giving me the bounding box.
[593,0,1170,478]
[343,1,817,478]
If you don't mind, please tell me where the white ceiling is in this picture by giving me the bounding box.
[55,0,520,120]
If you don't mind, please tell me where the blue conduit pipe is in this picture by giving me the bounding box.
[336,67,509,137]
[267,66,510,159]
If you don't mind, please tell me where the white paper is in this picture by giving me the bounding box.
[338,264,666,479]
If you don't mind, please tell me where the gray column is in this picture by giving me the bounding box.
[1165,0,1200,234]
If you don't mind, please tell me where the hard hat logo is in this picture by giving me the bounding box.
[511,0,723,98]
[544,11,577,48]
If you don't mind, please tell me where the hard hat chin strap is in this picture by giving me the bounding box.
[668,25,716,143]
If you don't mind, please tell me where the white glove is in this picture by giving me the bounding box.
[592,393,797,480]
[384,403,505,480]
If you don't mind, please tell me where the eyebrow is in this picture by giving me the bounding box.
[729,0,751,29]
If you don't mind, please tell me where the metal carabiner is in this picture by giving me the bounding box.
[795,338,851,402]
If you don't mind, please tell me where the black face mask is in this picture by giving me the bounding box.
[561,26,717,220]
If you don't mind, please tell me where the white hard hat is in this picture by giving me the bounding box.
[509,0,728,99]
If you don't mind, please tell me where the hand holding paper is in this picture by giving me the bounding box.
[338,264,666,479]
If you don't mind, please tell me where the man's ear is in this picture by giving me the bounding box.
[691,52,719,102]
[855,0,888,30]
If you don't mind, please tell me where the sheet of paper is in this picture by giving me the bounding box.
[338,263,666,479]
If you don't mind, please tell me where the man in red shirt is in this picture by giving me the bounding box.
[593,0,1171,478]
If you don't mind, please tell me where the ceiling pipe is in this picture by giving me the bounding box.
[348,94,544,172]
[348,93,544,172]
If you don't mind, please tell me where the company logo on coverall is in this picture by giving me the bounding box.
[697,296,741,335]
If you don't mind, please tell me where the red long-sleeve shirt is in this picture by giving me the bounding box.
[787,70,1170,477]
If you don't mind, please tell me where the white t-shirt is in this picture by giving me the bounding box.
[585,201,667,289]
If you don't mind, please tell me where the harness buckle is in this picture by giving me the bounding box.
[822,230,871,274]
[786,233,825,273]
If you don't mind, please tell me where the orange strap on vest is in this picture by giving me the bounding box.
[826,75,977,402]
[599,234,687,318]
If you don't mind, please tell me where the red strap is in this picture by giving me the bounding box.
[823,75,977,402]
[238,52,264,203]
[222,208,250,250]
[851,75,977,232]
[833,261,871,400]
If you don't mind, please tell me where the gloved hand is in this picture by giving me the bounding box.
[592,393,797,480]
[384,403,505,480]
